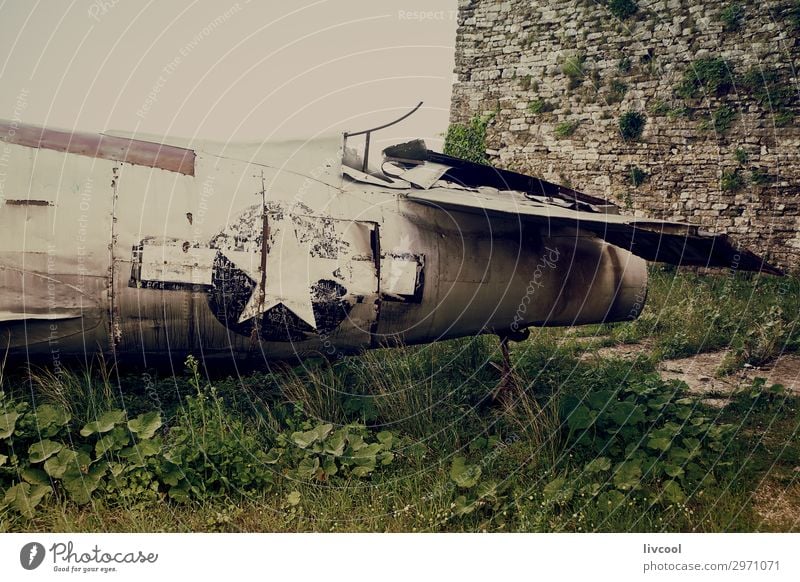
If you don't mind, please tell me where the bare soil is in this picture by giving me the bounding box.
[582,341,800,402]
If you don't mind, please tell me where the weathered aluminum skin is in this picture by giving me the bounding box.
[0,120,770,366]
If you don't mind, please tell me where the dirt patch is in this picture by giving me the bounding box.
[579,341,800,403]
[659,351,800,405]
[752,478,800,532]
[658,351,737,407]
[744,356,800,394]
[578,339,654,361]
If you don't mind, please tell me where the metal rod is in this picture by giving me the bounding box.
[363,132,371,173]
[344,102,424,138]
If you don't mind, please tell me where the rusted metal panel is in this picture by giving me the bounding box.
[106,148,382,359]
[0,119,195,176]
[391,162,451,189]
[131,238,217,288]
[0,144,114,356]
[381,255,420,297]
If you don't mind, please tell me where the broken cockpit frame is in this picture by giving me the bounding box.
[343,101,425,173]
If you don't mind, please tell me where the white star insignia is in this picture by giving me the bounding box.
[227,219,318,330]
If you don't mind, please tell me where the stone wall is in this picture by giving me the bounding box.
[450,0,800,272]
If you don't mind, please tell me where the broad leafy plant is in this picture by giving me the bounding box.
[266,419,395,481]
[0,355,278,519]
[160,356,274,503]
[445,455,512,522]
[0,391,163,515]
[1,393,71,517]
[558,372,733,508]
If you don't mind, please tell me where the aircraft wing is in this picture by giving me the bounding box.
[405,187,783,276]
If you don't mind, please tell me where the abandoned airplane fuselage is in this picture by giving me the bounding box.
[0,119,777,365]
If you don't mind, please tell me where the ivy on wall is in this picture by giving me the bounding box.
[443,114,493,164]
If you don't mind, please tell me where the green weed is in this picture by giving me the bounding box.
[443,113,494,164]
[555,120,580,138]
[619,111,646,141]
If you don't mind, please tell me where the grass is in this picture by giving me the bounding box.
[720,168,745,192]
[591,268,800,360]
[608,0,638,20]
[627,165,647,187]
[750,167,774,186]
[562,54,586,90]
[737,66,796,128]
[554,120,580,138]
[607,79,628,104]
[720,3,744,32]
[619,111,646,141]
[710,105,737,134]
[676,57,734,100]
[2,268,799,532]
[528,98,554,115]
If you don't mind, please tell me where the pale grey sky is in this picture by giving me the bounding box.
[0,0,458,149]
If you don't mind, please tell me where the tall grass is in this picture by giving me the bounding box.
[599,268,800,367]
[2,268,798,532]
[27,361,116,426]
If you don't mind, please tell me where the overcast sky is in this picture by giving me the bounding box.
[0,0,458,149]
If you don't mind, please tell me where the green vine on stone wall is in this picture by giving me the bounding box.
[628,166,648,187]
[720,3,744,32]
[607,0,639,20]
[738,66,796,127]
[720,169,745,191]
[555,120,580,139]
[619,111,647,141]
[699,105,737,134]
[608,79,628,104]
[528,98,555,114]
[443,113,494,164]
[562,54,587,90]
[674,59,796,133]
[676,58,734,99]
[789,1,800,31]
